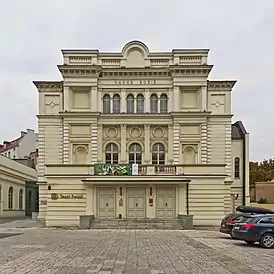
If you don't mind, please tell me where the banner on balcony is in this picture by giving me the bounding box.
[94,164,132,176]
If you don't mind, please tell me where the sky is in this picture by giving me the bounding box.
[0,0,273,161]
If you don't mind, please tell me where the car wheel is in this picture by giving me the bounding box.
[259,233,274,248]
[244,240,255,245]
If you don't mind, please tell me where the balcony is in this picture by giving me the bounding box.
[45,163,226,177]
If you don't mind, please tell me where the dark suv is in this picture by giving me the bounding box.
[232,214,274,248]
[220,206,274,238]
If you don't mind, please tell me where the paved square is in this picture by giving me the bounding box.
[0,226,273,273]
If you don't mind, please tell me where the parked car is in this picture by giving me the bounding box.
[232,214,274,248]
[219,206,274,238]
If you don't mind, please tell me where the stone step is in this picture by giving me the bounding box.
[90,218,184,230]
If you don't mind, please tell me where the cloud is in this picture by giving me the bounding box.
[0,0,273,160]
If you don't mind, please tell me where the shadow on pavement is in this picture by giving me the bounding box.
[0,217,31,225]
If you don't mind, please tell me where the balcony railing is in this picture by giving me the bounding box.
[45,164,226,177]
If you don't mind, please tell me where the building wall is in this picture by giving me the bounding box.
[17,129,38,159]
[0,155,37,217]
[231,139,244,208]
[34,41,244,225]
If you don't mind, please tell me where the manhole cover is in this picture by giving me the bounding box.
[0,233,22,239]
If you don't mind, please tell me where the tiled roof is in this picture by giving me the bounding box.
[232,121,248,140]
[0,136,23,153]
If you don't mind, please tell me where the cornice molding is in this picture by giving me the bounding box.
[33,81,63,92]
[207,80,237,90]
[57,65,102,77]
[170,65,213,77]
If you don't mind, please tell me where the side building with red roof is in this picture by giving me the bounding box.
[0,129,38,160]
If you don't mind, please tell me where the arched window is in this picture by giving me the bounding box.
[105,143,118,164]
[19,189,23,210]
[160,93,168,113]
[136,94,144,113]
[150,94,158,113]
[8,186,13,210]
[129,143,142,164]
[127,94,135,113]
[103,94,111,113]
[152,143,165,165]
[234,157,240,178]
[112,94,121,113]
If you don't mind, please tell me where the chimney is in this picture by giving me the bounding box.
[3,141,10,148]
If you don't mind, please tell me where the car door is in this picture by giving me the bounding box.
[256,217,273,236]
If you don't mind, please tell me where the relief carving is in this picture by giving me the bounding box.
[44,95,60,114]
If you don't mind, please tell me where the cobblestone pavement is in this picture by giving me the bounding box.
[0,227,273,274]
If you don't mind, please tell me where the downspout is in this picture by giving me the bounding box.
[242,135,246,206]
[186,182,189,215]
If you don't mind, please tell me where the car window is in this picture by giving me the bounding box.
[270,218,274,224]
[259,217,272,224]
[238,216,254,223]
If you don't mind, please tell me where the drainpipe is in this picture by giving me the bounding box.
[242,135,246,206]
[186,182,189,215]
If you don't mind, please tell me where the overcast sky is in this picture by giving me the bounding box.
[0,0,273,161]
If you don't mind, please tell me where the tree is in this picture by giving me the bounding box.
[250,158,274,185]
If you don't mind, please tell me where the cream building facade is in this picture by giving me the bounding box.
[34,41,249,227]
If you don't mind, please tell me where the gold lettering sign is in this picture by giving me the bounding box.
[113,80,156,85]
[51,193,84,200]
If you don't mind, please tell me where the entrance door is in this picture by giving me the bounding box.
[97,187,115,218]
[127,188,145,218]
[156,187,175,218]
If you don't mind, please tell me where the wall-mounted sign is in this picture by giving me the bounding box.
[113,80,156,85]
[94,164,132,176]
[51,193,84,200]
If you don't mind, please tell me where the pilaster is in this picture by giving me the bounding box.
[200,123,208,164]
[173,86,180,111]
[144,89,150,113]
[63,120,70,164]
[97,89,102,112]
[97,124,103,162]
[144,125,150,163]
[168,124,173,163]
[86,186,94,215]
[207,124,212,163]
[63,86,69,111]
[91,123,98,164]
[225,123,232,179]
[91,86,97,112]
[201,86,207,111]
[120,124,127,163]
[168,88,173,112]
[121,89,126,113]
[173,123,180,164]
[37,122,45,180]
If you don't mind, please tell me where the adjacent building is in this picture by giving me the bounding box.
[0,155,37,217]
[0,129,38,159]
[34,41,250,227]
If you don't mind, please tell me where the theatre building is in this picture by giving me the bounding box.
[34,41,249,227]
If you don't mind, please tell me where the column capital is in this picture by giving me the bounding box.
[98,123,103,129]
[144,124,150,130]
[168,124,173,129]
[120,124,127,129]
